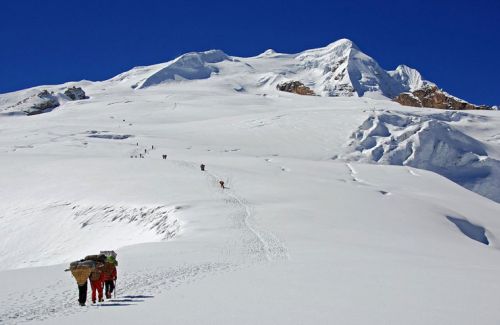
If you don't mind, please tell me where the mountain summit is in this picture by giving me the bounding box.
[0,39,491,115]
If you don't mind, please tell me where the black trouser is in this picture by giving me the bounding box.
[78,282,88,304]
[105,280,115,297]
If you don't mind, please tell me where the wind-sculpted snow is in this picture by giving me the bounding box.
[137,50,229,88]
[0,203,179,270]
[343,111,500,202]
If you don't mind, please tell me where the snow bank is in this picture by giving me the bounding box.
[0,203,179,270]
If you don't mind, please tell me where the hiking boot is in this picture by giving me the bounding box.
[92,300,96,304]
[79,302,85,306]
[99,298,104,302]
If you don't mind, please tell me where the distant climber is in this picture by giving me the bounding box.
[144,149,147,154]
[151,145,154,150]
[102,255,118,299]
[162,154,167,159]
[200,163,205,171]
[219,180,225,189]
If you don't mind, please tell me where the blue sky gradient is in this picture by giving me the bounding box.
[1,0,499,105]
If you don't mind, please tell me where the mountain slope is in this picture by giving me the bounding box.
[0,39,500,325]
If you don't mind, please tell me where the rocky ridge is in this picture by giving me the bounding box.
[394,85,492,110]
[276,81,315,96]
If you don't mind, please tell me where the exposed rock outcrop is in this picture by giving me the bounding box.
[276,81,315,96]
[64,86,88,100]
[394,85,492,110]
[11,87,88,116]
[24,90,60,115]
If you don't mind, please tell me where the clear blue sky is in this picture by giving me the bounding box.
[1,0,499,105]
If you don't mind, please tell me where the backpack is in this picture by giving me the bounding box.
[100,250,117,258]
[89,263,104,281]
[70,259,96,271]
[85,254,107,263]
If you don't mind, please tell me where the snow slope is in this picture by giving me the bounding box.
[0,39,500,324]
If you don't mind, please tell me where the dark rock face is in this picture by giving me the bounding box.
[394,85,491,110]
[328,83,355,97]
[276,81,315,96]
[64,87,88,100]
[13,87,88,116]
[26,90,60,115]
[394,92,424,108]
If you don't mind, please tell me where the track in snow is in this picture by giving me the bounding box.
[0,158,288,324]
[346,163,392,196]
[172,159,289,262]
[0,263,235,324]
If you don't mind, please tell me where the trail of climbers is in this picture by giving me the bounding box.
[206,167,289,262]
[0,156,288,324]
[171,159,288,262]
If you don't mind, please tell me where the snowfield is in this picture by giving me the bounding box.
[0,39,500,324]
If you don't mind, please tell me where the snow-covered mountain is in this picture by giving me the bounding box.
[115,38,427,98]
[1,38,488,114]
[1,39,500,325]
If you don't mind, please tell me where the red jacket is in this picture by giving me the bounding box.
[89,262,105,282]
[102,262,117,281]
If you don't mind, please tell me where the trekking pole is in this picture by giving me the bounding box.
[114,279,117,298]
